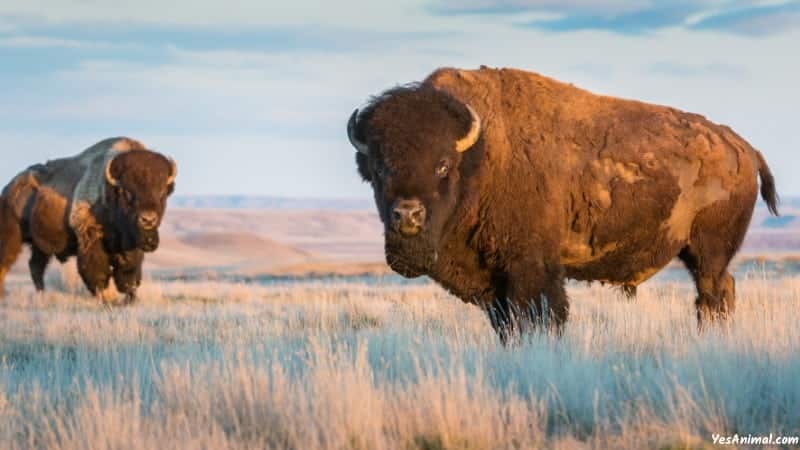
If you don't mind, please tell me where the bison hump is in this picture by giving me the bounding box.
[68,138,138,231]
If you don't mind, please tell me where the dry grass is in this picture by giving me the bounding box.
[1,271,799,450]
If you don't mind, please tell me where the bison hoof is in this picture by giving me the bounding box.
[95,289,119,306]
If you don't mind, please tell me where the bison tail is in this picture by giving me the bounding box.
[755,150,779,216]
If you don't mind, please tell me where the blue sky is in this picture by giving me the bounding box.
[1,0,798,198]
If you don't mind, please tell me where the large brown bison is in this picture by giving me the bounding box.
[0,137,177,303]
[347,66,778,342]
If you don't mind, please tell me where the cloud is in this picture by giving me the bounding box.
[566,63,615,80]
[0,17,15,32]
[0,40,457,138]
[0,35,126,49]
[0,0,448,33]
[433,0,800,36]
[647,61,750,79]
[524,5,699,34]
[690,2,800,35]
[0,19,456,56]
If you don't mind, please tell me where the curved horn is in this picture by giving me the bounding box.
[167,157,177,185]
[455,104,482,153]
[105,157,118,187]
[347,109,369,155]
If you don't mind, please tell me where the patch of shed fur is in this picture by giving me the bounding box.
[686,126,742,184]
[663,158,729,242]
[590,158,644,184]
[594,186,612,209]
[561,239,618,266]
[641,152,658,170]
[587,158,645,211]
[71,201,103,254]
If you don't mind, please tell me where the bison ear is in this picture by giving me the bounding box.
[356,152,372,182]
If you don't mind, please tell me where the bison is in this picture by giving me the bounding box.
[0,137,177,303]
[347,66,778,343]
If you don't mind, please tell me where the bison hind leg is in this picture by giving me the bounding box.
[679,246,736,329]
[29,247,51,292]
[679,194,752,329]
[0,197,23,298]
[719,271,735,314]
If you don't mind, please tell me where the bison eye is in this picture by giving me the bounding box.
[435,160,450,178]
[374,162,390,180]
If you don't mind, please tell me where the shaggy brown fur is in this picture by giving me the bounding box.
[0,137,177,303]
[348,66,778,343]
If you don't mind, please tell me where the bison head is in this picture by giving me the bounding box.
[347,86,481,277]
[105,150,177,252]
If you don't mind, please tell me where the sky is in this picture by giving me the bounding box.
[1,0,798,198]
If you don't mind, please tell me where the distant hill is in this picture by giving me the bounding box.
[171,195,373,211]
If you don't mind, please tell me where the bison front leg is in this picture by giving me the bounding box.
[430,248,516,345]
[29,247,52,292]
[505,259,569,337]
[485,295,518,346]
[112,251,143,304]
[77,240,113,303]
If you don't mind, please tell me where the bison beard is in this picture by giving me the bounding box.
[348,66,779,344]
[106,206,160,254]
[139,231,159,252]
[384,231,436,278]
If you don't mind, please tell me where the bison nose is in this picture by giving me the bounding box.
[138,211,159,230]
[391,199,426,236]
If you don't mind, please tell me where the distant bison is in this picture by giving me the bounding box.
[0,137,177,303]
[347,66,778,342]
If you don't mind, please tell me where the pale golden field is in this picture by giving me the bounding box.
[1,267,799,449]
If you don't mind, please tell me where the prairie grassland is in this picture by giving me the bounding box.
[0,269,799,450]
